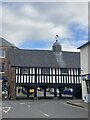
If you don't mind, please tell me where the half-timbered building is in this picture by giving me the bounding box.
[7,39,82,99]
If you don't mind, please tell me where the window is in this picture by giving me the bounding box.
[42,68,49,74]
[0,63,4,72]
[61,68,68,74]
[21,68,29,74]
[0,49,5,58]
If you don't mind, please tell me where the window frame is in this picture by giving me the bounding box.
[61,68,69,75]
[21,67,29,74]
[0,49,5,58]
[0,63,5,73]
[42,68,50,74]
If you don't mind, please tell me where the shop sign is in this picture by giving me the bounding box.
[82,74,90,80]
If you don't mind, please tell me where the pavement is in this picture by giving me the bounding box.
[67,99,89,110]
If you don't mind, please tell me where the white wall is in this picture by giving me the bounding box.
[88,44,90,74]
[80,45,88,75]
[80,43,90,101]
[0,80,2,120]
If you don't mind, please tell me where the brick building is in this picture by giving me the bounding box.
[0,37,17,98]
[0,37,82,99]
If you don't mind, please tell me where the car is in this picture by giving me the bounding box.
[46,88,50,92]
[29,89,34,95]
[63,88,73,95]
[2,90,8,99]
[50,88,54,94]
[50,88,59,94]
[37,87,42,91]
[57,89,59,94]
[21,87,27,94]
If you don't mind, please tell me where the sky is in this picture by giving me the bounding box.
[0,1,88,51]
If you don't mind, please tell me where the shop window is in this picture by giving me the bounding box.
[21,68,29,74]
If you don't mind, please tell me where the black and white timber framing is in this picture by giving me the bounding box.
[16,67,81,85]
[9,40,82,98]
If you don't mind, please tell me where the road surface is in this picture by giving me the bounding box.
[1,99,88,118]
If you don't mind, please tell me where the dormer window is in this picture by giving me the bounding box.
[0,49,5,58]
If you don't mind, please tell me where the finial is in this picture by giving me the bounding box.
[55,35,59,41]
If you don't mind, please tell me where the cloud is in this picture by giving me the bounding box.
[1,2,88,51]
[1,0,89,2]
[0,3,2,36]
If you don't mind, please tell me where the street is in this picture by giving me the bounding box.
[1,99,88,118]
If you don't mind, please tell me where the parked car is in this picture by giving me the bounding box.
[50,88,59,94]
[46,88,50,92]
[2,90,8,99]
[29,89,34,95]
[37,87,42,91]
[21,87,27,94]
[57,89,59,94]
[63,88,73,95]
[50,88,54,94]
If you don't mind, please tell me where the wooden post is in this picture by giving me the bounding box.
[59,87,62,97]
[44,88,46,97]
[73,87,76,98]
[27,87,29,98]
[34,87,37,98]
[54,88,57,97]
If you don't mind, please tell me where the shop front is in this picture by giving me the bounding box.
[82,74,90,102]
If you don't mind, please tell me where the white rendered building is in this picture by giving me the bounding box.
[78,41,90,102]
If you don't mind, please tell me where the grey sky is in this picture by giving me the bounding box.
[0,1,88,51]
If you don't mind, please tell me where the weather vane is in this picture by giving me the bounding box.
[55,35,59,41]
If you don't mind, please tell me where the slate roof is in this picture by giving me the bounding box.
[0,37,17,48]
[9,49,80,68]
[78,41,90,49]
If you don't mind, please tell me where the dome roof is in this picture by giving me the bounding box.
[53,40,61,46]
[52,40,62,53]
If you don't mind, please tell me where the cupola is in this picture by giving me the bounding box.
[52,35,62,53]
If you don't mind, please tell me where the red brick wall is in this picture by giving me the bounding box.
[0,47,11,81]
[8,66,16,99]
[0,46,17,99]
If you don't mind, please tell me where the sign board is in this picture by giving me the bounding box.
[82,74,90,80]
